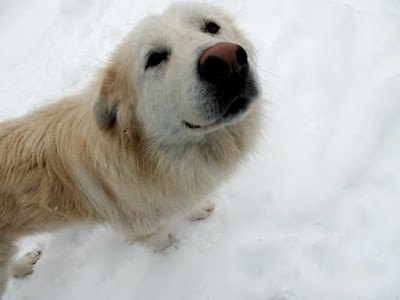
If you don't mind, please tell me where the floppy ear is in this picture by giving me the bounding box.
[93,67,119,130]
[93,96,117,130]
[93,40,137,132]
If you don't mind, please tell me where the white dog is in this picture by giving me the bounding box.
[0,2,263,296]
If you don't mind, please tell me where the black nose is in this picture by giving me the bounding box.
[198,42,248,83]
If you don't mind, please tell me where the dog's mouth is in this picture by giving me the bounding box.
[184,97,251,132]
[185,122,202,129]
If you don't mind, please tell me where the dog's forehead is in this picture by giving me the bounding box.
[163,2,225,23]
[131,3,229,51]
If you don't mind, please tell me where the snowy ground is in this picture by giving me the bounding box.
[1,0,400,299]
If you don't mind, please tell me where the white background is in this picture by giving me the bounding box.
[1,0,400,299]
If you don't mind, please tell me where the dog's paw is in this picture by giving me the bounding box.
[134,230,176,253]
[12,250,42,278]
[189,201,215,221]
[148,233,176,253]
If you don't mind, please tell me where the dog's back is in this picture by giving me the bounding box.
[0,99,95,235]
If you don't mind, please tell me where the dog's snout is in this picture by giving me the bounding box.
[198,42,248,82]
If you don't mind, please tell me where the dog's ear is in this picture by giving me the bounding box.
[93,96,117,130]
[93,43,137,132]
[93,67,119,130]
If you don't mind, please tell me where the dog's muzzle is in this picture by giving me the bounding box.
[185,42,258,131]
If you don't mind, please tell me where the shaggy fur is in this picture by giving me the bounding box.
[0,2,263,296]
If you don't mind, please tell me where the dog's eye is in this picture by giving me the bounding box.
[146,52,168,69]
[205,22,220,34]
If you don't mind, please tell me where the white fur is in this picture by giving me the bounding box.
[0,2,263,297]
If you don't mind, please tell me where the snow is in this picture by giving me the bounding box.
[1,0,400,299]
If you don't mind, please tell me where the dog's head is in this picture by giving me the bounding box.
[93,2,261,143]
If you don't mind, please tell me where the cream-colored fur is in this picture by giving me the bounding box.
[0,2,262,296]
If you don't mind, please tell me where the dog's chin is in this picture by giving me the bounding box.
[183,97,253,135]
